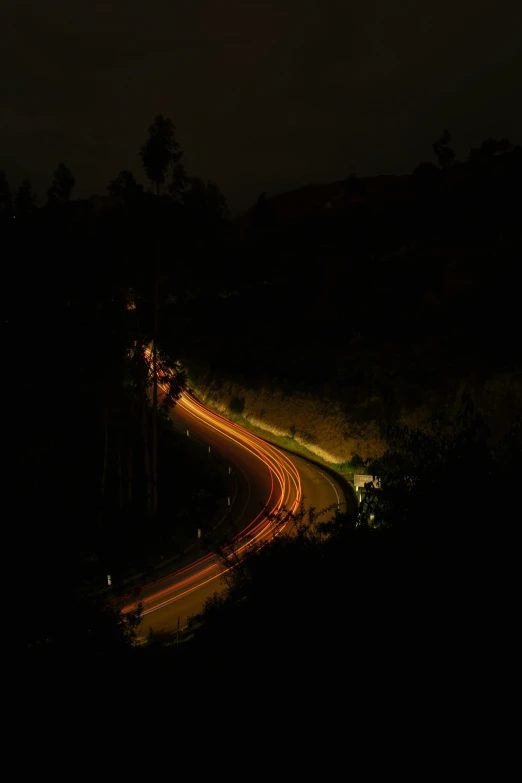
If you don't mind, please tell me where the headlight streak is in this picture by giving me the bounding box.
[121,366,302,618]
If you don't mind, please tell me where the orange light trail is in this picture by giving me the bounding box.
[121,366,302,618]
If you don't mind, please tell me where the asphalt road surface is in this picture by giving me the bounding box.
[120,390,347,640]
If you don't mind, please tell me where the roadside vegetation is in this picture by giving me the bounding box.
[135,398,520,742]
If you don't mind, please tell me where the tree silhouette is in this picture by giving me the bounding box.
[107,170,144,201]
[47,162,76,206]
[140,114,184,196]
[168,161,187,201]
[183,177,228,221]
[139,115,188,517]
[469,137,513,161]
[14,179,36,218]
[432,129,455,170]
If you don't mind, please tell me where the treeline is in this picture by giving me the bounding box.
[8,115,232,657]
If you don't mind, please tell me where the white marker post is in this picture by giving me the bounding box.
[187,429,189,437]
[107,575,111,586]
[229,466,231,474]
[198,528,201,539]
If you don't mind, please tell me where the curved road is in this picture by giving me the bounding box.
[121,390,347,639]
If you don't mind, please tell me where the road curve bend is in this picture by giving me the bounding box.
[121,389,345,636]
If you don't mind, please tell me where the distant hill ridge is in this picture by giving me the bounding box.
[233,145,522,231]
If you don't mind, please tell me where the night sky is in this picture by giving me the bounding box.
[2,0,521,214]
